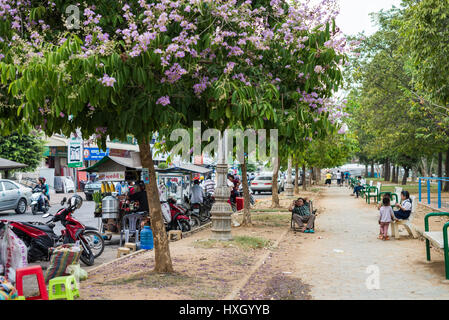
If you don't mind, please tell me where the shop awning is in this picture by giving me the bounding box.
[0,158,27,170]
[80,156,142,172]
[158,164,212,175]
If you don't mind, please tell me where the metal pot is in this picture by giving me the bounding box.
[102,195,119,219]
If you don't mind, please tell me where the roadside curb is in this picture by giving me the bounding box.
[223,228,290,300]
[88,249,147,274]
[182,222,212,238]
[87,223,213,273]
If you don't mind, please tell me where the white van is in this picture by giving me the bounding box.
[54,176,76,193]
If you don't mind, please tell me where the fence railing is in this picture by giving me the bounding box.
[418,177,449,209]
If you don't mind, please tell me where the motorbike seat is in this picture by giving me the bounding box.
[22,222,54,233]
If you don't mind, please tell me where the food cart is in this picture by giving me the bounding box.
[80,155,146,240]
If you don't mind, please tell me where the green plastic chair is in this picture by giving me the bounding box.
[377,192,399,205]
[359,184,370,198]
[365,186,379,204]
[48,275,80,300]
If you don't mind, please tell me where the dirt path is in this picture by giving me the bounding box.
[287,186,449,299]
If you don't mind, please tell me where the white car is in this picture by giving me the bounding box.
[250,173,285,194]
[0,179,32,214]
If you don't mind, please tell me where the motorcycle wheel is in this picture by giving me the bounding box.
[250,195,255,206]
[79,238,95,266]
[83,230,105,259]
[189,216,201,229]
[178,220,191,232]
[31,205,38,215]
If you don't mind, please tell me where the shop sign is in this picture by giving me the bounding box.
[98,171,125,181]
[83,148,109,161]
[109,149,131,158]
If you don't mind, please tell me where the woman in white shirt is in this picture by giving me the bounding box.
[394,191,412,220]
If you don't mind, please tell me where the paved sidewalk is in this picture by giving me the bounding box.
[291,187,449,299]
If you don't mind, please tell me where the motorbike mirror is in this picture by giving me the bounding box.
[42,213,51,218]
[61,197,67,205]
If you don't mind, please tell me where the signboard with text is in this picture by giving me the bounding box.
[98,172,125,181]
[68,138,83,168]
[83,148,109,161]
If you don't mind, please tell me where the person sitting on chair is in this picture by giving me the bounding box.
[393,191,412,220]
[352,176,365,198]
[289,198,316,234]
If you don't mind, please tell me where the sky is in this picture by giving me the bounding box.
[335,0,402,35]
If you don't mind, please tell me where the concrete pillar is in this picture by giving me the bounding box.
[285,157,294,196]
[210,131,233,241]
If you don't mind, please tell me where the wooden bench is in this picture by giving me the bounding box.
[391,196,418,239]
[422,212,449,280]
[291,200,316,231]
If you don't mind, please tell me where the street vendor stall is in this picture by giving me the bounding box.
[80,155,146,239]
[81,156,213,241]
[157,164,213,204]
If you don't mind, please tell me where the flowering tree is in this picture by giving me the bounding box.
[0,0,350,272]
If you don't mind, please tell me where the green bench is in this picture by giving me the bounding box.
[423,212,449,280]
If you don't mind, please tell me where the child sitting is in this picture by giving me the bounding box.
[378,196,395,241]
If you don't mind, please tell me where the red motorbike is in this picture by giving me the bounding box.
[166,198,191,232]
[0,196,104,266]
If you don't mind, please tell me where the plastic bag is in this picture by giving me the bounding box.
[66,264,88,282]
[161,202,171,223]
[0,224,27,283]
[45,243,82,283]
[0,276,18,300]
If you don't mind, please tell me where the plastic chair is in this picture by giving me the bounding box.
[15,266,49,300]
[48,275,79,300]
[120,213,144,247]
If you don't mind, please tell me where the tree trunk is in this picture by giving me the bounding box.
[271,157,280,208]
[370,162,375,178]
[241,160,252,226]
[294,162,299,195]
[365,164,368,177]
[445,148,449,192]
[385,159,390,181]
[138,138,174,273]
[402,167,409,185]
[394,166,400,184]
[438,152,443,177]
[391,165,395,183]
[315,167,321,185]
[302,164,307,191]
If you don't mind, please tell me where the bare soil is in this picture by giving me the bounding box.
[79,191,323,300]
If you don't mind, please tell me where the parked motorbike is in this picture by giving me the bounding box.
[0,196,104,266]
[30,186,49,215]
[166,198,192,232]
[184,194,213,225]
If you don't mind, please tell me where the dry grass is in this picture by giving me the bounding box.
[193,236,272,250]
